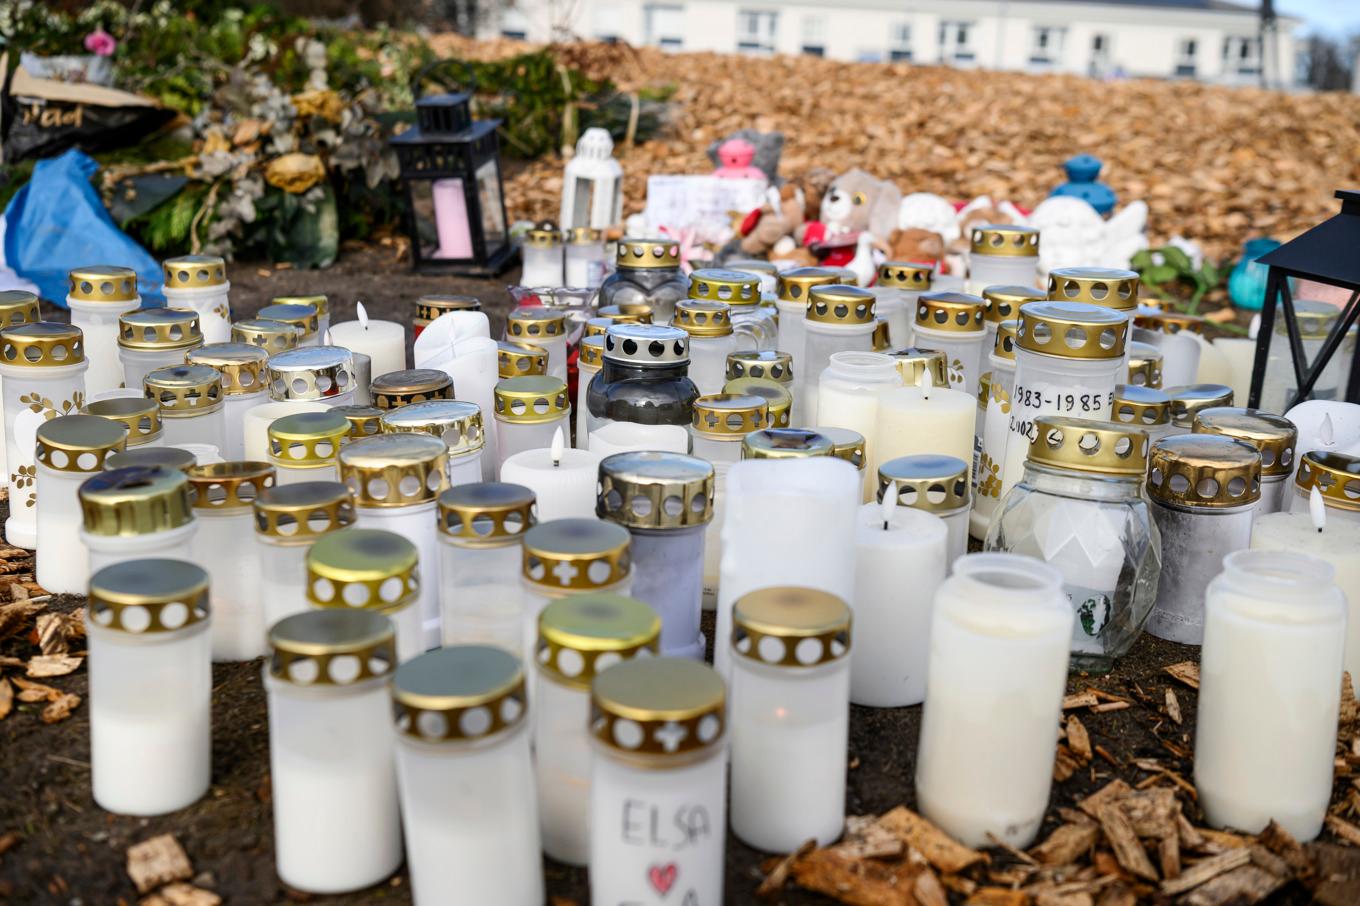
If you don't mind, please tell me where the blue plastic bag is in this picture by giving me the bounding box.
[3,149,163,307]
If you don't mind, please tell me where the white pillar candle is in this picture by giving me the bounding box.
[500,427,601,521]
[186,343,270,461]
[1133,318,1202,389]
[775,268,841,414]
[66,266,140,396]
[915,553,1073,848]
[242,401,330,463]
[494,376,570,474]
[1287,450,1360,526]
[877,454,971,569]
[816,351,903,501]
[266,609,402,893]
[79,465,198,575]
[307,527,423,662]
[34,415,128,594]
[143,362,227,448]
[253,481,356,630]
[871,381,975,487]
[965,226,1041,294]
[799,284,876,425]
[978,286,1045,368]
[1195,549,1346,841]
[162,255,232,343]
[911,291,987,396]
[0,290,43,489]
[87,559,212,815]
[506,308,569,381]
[1213,337,1258,407]
[1284,400,1360,461]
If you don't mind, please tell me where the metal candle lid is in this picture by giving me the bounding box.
[687,268,759,306]
[522,518,631,592]
[673,300,733,337]
[187,461,276,511]
[117,307,203,351]
[692,393,768,439]
[971,224,1039,257]
[0,290,40,327]
[1112,384,1171,428]
[333,404,385,439]
[892,347,949,386]
[583,318,613,339]
[1017,300,1128,359]
[232,318,303,354]
[982,286,1046,325]
[1274,299,1339,339]
[163,255,227,290]
[68,265,137,303]
[776,267,840,304]
[590,657,725,757]
[370,368,454,410]
[106,446,197,474]
[82,396,162,447]
[1047,267,1140,311]
[269,410,350,468]
[256,302,320,339]
[1027,416,1149,476]
[876,454,971,512]
[732,587,851,668]
[1192,408,1297,478]
[79,465,194,536]
[1127,340,1164,388]
[523,221,562,249]
[269,609,396,687]
[877,261,933,291]
[272,294,329,318]
[615,237,681,270]
[380,399,484,456]
[507,307,567,340]
[579,336,605,369]
[393,645,527,742]
[1147,434,1261,508]
[603,323,689,366]
[1135,310,1206,336]
[498,341,548,378]
[144,364,224,416]
[253,480,356,541]
[915,291,985,334]
[337,433,449,507]
[726,349,793,384]
[723,378,790,428]
[538,594,661,690]
[88,559,209,634]
[810,426,867,470]
[567,226,603,245]
[186,342,269,395]
[437,482,537,547]
[307,527,419,613]
[872,319,891,351]
[992,319,1020,362]
[1294,451,1360,512]
[265,346,356,401]
[0,321,84,367]
[415,294,481,326]
[741,428,834,461]
[1167,384,1234,428]
[493,375,570,424]
[807,285,876,326]
[35,415,128,474]
[598,451,715,529]
[596,303,654,324]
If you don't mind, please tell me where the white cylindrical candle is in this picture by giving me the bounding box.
[675,299,740,397]
[1286,451,1360,526]
[871,260,933,349]
[877,455,970,568]
[800,285,876,425]
[692,395,768,607]
[186,343,270,461]
[520,225,565,287]
[0,290,42,490]
[1133,312,1203,390]
[1213,336,1258,406]
[972,318,1020,538]
[254,480,356,630]
[162,255,232,343]
[915,553,1073,848]
[242,401,330,463]
[565,227,607,287]
[871,383,976,488]
[494,375,571,474]
[507,308,569,382]
[145,363,227,453]
[587,422,691,457]
[1195,550,1346,841]
[499,428,601,521]
[966,225,1041,294]
[117,307,204,391]
[327,318,405,380]
[268,410,348,487]
[418,335,502,480]
[35,415,128,594]
[775,268,841,413]
[79,465,198,575]
[307,527,423,662]
[911,291,987,397]
[816,351,902,500]
[66,265,140,396]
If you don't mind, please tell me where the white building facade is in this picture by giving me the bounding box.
[489,0,1298,87]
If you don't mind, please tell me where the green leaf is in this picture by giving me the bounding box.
[1157,246,1194,273]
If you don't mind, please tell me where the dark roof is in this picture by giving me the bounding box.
[1257,191,1360,291]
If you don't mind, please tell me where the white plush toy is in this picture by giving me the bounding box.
[897,193,961,245]
[1027,196,1149,275]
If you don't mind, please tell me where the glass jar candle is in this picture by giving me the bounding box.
[775,267,841,409]
[565,226,607,287]
[1134,310,1205,390]
[1289,451,1360,524]
[232,317,302,355]
[0,290,42,489]
[986,417,1160,672]
[535,593,660,865]
[674,299,738,397]
[598,237,688,324]
[691,393,768,605]
[381,399,484,485]
[1259,299,1342,411]
[254,480,356,629]
[336,404,385,441]
[598,451,714,659]
[1145,434,1261,645]
[257,301,321,348]
[82,396,163,448]
[186,461,275,660]
[79,465,197,573]
[688,268,766,350]
[393,646,542,904]
[144,363,226,451]
[494,375,571,471]
[912,291,987,398]
[266,609,401,892]
[575,336,603,447]
[800,284,876,425]
[589,657,726,905]
[1166,383,1235,436]
[521,519,633,659]
[873,261,933,349]
[878,454,970,568]
[66,265,139,396]
[724,377,791,429]
[186,342,269,460]
[729,587,851,851]
[338,433,449,650]
[498,340,548,381]
[972,319,1019,539]
[587,323,699,437]
[35,415,128,594]
[413,294,481,340]
[916,553,1072,848]
[308,527,422,661]
[966,224,1041,293]
[980,284,1045,371]
[891,346,950,389]
[1195,550,1346,842]
[816,351,902,500]
[266,345,357,408]
[1193,407,1297,514]
[506,308,569,382]
[162,255,231,343]
[520,222,565,288]
[369,368,453,412]
[87,558,211,815]
[269,410,350,486]
[1127,340,1164,388]
[1111,384,1174,445]
[117,307,204,391]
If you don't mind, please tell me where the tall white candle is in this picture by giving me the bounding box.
[499,427,601,521]
[816,351,902,500]
[329,303,406,380]
[871,379,975,486]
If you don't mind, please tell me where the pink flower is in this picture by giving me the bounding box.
[84,29,117,57]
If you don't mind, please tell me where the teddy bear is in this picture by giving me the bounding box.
[794,169,902,272]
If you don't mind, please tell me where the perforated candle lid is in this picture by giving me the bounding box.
[186,342,269,396]
[1147,434,1261,509]
[269,410,350,467]
[1017,300,1128,359]
[1047,267,1140,310]
[603,323,689,366]
[88,559,209,634]
[1027,416,1149,476]
[992,319,1020,362]
[506,307,566,339]
[810,426,866,470]
[1134,310,1206,336]
[596,303,654,324]
[970,224,1040,257]
[692,393,768,439]
[437,481,536,546]
[187,461,276,511]
[266,346,355,402]
[0,290,40,326]
[1167,383,1234,428]
[598,451,715,529]
[538,594,661,690]
[982,286,1046,325]
[144,364,224,416]
[892,346,949,386]
[915,291,985,334]
[306,527,418,613]
[493,375,570,424]
[1112,384,1171,428]
[380,399,484,455]
[269,609,396,687]
[256,302,319,338]
[615,237,681,270]
[732,587,851,668]
[726,349,793,384]
[231,318,302,354]
[117,307,203,351]
[722,378,790,428]
[253,480,356,541]
[776,266,840,304]
[393,645,527,743]
[877,261,932,291]
[807,284,875,326]
[590,657,725,757]
[523,221,562,248]
[370,368,453,410]
[1294,451,1360,512]
[567,226,602,245]
[68,265,137,303]
[673,299,733,337]
[578,336,604,369]
[337,432,449,507]
[163,255,227,289]
[1127,341,1164,388]
[82,396,162,447]
[106,445,196,473]
[498,341,549,378]
[272,294,329,318]
[522,518,631,591]
[79,465,194,536]
[877,454,971,513]
[1192,408,1297,478]
[0,321,84,367]
[333,404,384,439]
[35,415,127,474]
[415,294,480,325]
[687,268,759,306]
[583,318,612,340]
[741,428,834,460]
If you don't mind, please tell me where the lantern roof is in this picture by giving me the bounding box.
[1257,190,1360,291]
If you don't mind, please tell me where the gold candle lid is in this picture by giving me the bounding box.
[333,405,385,439]
[507,307,567,340]
[416,294,481,325]
[0,321,84,367]
[0,290,40,326]
[872,319,891,351]
[380,399,484,455]
[256,301,320,338]
[269,609,396,687]
[732,587,851,668]
[1112,384,1171,428]
[337,433,449,508]
[830,267,859,286]
[688,268,760,306]
[493,375,570,424]
[144,364,224,416]
[1275,299,1339,338]
[1047,267,1140,310]
[915,291,985,335]
[163,254,227,290]
[741,428,835,460]
[615,237,681,270]
[269,411,350,468]
[1135,310,1205,336]
[106,445,197,473]
[253,480,356,541]
[88,559,209,634]
[523,221,562,249]
[692,393,768,439]
[992,319,1020,362]
[892,347,949,386]
[79,465,194,536]
[187,461,276,511]
[186,342,269,396]
[272,294,329,318]
[1167,383,1234,428]
[232,318,302,354]
[603,323,689,366]
[393,645,527,742]
[590,657,725,757]
[725,349,793,384]
[307,527,418,613]
[1148,434,1261,508]
[1192,407,1297,477]
[877,261,933,291]
[673,300,733,337]
[567,226,602,245]
[82,396,162,446]
[807,285,875,326]
[977,371,992,408]
[971,224,1040,257]
[722,378,790,428]
[370,368,454,410]
[877,454,971,512]
[776,267,840,304]
[1295,451,1360,512]
[598,451,715,529]
[522,518,631,592]
[596,303,654,324]
[437,482,537,547]
[809,426,866,470]
[579,336,604,369]
[117,307,203,351]
[538,594,661,690]
[265,346,356,402]
[1017,300,1128,359]
[583,318,613,339]
[1127,340,1164,388]
[1028,416,1149,476]
[982,286,1046,325]
[498,341,549,378]
[35,415,127,474]
[68,265,138,303]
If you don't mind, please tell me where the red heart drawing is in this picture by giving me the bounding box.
[648,862,678,896]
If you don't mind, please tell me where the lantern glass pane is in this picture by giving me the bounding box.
[475,160,507,248]
[571,177,593,227]
[411,177,474,260]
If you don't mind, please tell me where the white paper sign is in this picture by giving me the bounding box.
[642,175,767,241]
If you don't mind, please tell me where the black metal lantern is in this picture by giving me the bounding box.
[1249,190,1360,407]
[389,74,517,276]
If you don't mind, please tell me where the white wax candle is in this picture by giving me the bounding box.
[499,428,601,522]
[1284,400,1360,460]
[871,384,976,485]
[329,308,405,380]
[1212,337,1258,407]
[587,422,690,457]
[419,336,501,481]
[1192,334,1233,388]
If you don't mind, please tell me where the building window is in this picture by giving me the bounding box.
[1089,33,1111,76]
[644,3,685,50]
[1029,25,1065,68]
[500,6,529,40]
[1175,38,1197,78]
[737,9,779,55]
[890,22,913,62]
[939,20,976,64]
[1223,35,1261,77]
[591,2,622,43]
[801,15,825,57]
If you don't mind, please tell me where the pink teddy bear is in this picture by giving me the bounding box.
[713,138,766,181]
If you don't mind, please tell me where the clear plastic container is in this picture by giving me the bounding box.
[440,542,526,654]
[801,319,875,425]
[816,352,902,500]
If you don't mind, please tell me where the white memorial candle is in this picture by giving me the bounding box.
[307,528,424,663]
[876,455,971,569]
[34,415,128,595]
[965,226,1040,295]
[162,255,232,343]
[329,302,406,379]
[437,483,536,655]
[254,481,357,631]
[500,427,601,522]
[816,351,902,500]
[506,308,569,381]
[242,400,330,463]
[66,266,140,396]
[871,377,976,488]
[1287,450,1360,525]
[775,268,841,415]
[799,284,876,425]
[911,291,987,397]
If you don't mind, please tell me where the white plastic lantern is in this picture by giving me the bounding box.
[243,401,330,463]
[66,265,140,396]
[576,336,604,448]
[369,367,454,413]
[307,527,423,662]
[144,364,226,452]
[560,126,623,231]
[78,465,197,575]
[34,415,128,594]
[162,255,233,343]
[972,319,1019,538]
[800,284,876,425]
[117,307,204,391]
[1133,309,1205,390]
[494,375,571,472]
[912,291,987,397]
[254,481,357,630]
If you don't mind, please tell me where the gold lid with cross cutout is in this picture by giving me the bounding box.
[878,261,933,291]
[1167,383,1234,427]
[68,266,138,303]
[380,399,484,456]
[723,378,790,428]
[688,268,759,306]
[0,321,84,368]
[393,645,527,742]
[892,346,949,386]
[1135,310,1205,336]
[337,432,449,508]
[733,587,851,668]
[232,318,302,354]
[590,657,725,757]
[437,482,537,547]
[1028,416,1149,476]
[808,284,875,326]
[776,267,840,304]
[144,364,224,416]
[415,294,481,325]
[1017,300,1128,359]
[269,609,395,687]
[79,465,194,536]
[915,291,985,335]
[1127,340,1164,388]
[692,393,768,439]
[88,559,209,634]
[741,427,835,460]
[82,396,162,446]
[1294,451,1360,512]
[538,594,661,690]
[877,454,971,513]
[1147,433,1261,508]
[253,480,356,541]
[616,237,681,269]
[493,375,570,424]
[726,349,793,384]
[333,405,384,439]
[982,285,1046,325]
[186,342,269,396]
[163,255,227,290]
[971,224,1040,257]
[507,307,566,339]
[498,340,548,378]
[598,451,715,529]
[266,346,355,402]
[1112,384,1171,428]
[187,461,276,511]
[256,302,319,338]
[1047,267,1140,310]
[0,290,40,327]
[307,527,418,614]
[673,299,733,337]
[579,336,604,369]
[1192,407,1297,478]
[270,411,350,468]
[118,307,203,351]
[370,368,454,410]
[35,415,127,474]
[522,518,631,592]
